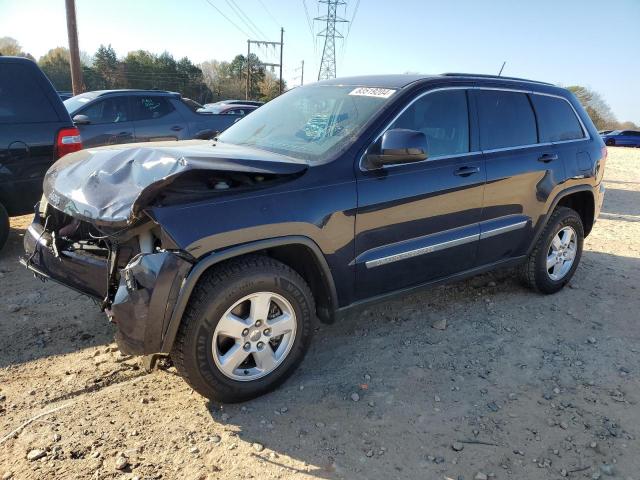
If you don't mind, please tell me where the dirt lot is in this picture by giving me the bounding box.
[1,148,639,480]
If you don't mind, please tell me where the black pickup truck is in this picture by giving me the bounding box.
[64,90,242,148]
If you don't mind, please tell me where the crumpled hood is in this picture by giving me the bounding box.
[43,140,307,226]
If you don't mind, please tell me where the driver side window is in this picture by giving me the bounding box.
[389,89,469,158]
[80,97,130,124]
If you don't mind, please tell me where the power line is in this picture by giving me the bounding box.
[338,0,359,70]
[202,0,251,38]
[226,0,268,40]
[301,0,316,51]
[258,0,280,28]
[344,0,360,41]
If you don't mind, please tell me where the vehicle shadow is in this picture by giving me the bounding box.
[0,220,115,369]
[200,249,640,479]
[601,186,640,218]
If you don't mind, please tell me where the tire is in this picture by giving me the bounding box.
[519,206,584,294]
[0,203,9,251]
[605,138,615,146]
[171,255,315,403]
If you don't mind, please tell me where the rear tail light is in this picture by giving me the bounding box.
[55,127,83,159]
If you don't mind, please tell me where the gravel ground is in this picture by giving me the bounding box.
[1,147,639,480]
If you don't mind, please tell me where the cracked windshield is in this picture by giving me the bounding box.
[218,85,395,161]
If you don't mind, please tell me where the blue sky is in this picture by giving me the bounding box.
[2,0,639,123]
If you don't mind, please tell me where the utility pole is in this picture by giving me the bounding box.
[301,60,304,86]
[246,40,250,100]
[316,0,348,80]
[65,0,84,95]
[246,29,284,99]
[279,27,284,94]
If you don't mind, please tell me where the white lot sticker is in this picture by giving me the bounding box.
[349,87,396,98]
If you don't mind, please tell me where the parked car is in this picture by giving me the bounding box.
[202,99,264,108]
[0,56,81,250]
[598,129,613,136]
[197,103,259,116]
[64,90,242,148]
[57,91,73,101]
[23,73,606,402]
[601,129,640,147]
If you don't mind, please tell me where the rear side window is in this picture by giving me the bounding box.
[0,63,58,124]
[476,90,536,150]
[79,97,130,124]
[132,96,175,121]
[389,89,469,158]
[530,94,584,142]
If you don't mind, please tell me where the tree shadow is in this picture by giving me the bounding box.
[0,219,115,369]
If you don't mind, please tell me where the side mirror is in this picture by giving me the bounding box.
[72,114,90,125]
[364,129,428,169]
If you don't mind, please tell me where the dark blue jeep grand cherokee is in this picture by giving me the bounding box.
[23,73,607,402]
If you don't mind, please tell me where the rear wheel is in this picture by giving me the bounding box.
[605,138,616,146]
[171,255,315,403]
[0,203,9,251]
[519,207,584,294]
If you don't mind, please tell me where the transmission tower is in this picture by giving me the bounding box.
[315,0,348,80]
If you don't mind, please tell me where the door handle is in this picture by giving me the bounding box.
[538,153,558,163]
[170,125,184,132]
[454,166,480,177]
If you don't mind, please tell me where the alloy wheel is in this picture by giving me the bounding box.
[212,292,297,381]
[546,226,577,281]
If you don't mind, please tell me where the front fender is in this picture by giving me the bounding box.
[158,235,339,354]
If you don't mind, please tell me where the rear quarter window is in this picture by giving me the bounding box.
[530,94,585,142]
[476,90,537,150]
[0,63,59,124]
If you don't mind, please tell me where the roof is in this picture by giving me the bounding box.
[317,73,553,89]
[318,75,437,89]
[90,89,180,97]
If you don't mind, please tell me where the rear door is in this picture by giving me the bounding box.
[75,96,135,147]
[0,61,62,215]
[131,95,189,142]
[473,89,566,265]
[354,88,485,299]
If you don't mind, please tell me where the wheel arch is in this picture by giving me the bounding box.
[160,236,338,353]
[527,185,596,255]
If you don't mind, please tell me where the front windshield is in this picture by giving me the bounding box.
[64,93,97,114]
[217,85,396,162]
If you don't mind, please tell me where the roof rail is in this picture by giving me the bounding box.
[441,73,554,86]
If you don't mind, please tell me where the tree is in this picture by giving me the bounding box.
[0,36,34,60]
[93,44,118,88]
[39,47,72,91]
[567,85,616,130]
[258,69,285,101]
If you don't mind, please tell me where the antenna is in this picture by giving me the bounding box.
[498,61,506,76]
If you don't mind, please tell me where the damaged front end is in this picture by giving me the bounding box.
[22,202,193,355]
[22,141,307,356]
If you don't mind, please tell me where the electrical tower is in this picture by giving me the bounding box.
[315,0,348,80]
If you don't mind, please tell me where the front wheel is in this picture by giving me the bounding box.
[519,207,584,294]
[171,255,315,403]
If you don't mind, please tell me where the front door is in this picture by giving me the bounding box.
[354,88,485,300]
[76,95,135,148]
